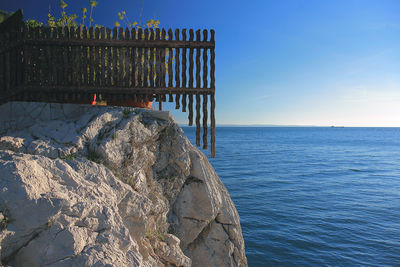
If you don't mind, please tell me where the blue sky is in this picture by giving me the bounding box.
[2,0,400,126]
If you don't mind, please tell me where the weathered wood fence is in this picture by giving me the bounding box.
[0,23,216,157]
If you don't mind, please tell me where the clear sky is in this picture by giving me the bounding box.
[2,0,400,126]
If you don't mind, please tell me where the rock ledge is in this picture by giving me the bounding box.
[0,102,247,267]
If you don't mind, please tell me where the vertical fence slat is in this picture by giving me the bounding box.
[34,27,41,85]
[68,28,76,101]
[155,28,161,109]
[161,29,166,90]
[89,27,94,87]
[195,30,202,146]
[106,28,112,87]
[210,29,216,157]
[26,26,31,91]
[63,27,69,101]
[94,32,100,98]
[57,27,63,87]
[144,29,149,88]
[8,30,13,92]
[16,26,23,88]
[100,28,104,88]
[68,27,73,88]
[49,27,55,87]
[0,31,3,95]
[10,29,16,90]
[23,27,29,100]
[118,28,124,87]
[195,30,201,89]
[154,28,160,89]
[51,28,57,100]
[16,28,22,90]
[137,28,143,87]
[210,30,215,89]
[196,92,201,147]
[94,27,100,87]
[131,28,136,87]
[41,27,46,89]
[21,25,28,88]
[188,29,194,88]
[44,27,51,86]
[181,29,187,112]
[57,27,64,101]
[28,27,34,86]
[15,26,21,89]
[202,30,208,89]
[126,28,132,87]
[202,94,208,149]
[75,27,81,89]
[167,29,173,88]
[82,27,88,87]
[112,28,118,87]
[53,27,59,100]
[167,29,173,102]
[65,27,73,100]
[59,27,69,101]
[28,26,33,87]
[174,29,180,109]
[149,29,155,88]
[37,27,44,90]
[188,29,194,125]
[4,32,10,92]
[161,29,167,103]
[69,27,75,88]
[211,92,215,157]
[0,32,4,95]
[75,27,83,102]
[64,27,70,87]
[202,33,209,148]
[124,28,130,87]
[18,25,25,86]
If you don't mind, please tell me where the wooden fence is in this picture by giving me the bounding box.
[0,24,216,157]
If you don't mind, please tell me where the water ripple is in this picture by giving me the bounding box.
[183,127,400,266]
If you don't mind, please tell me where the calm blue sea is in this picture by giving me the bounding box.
[182,127,400,266]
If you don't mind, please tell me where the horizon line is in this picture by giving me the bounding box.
[178,123,400,128]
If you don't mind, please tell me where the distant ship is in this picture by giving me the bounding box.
[331,126,344,128]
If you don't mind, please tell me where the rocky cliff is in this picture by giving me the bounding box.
[0,102,247,267]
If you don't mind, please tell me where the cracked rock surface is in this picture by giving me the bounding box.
[0,102,247,267]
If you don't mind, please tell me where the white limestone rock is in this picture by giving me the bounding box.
[0,102,247,266]
[0,136,25,153]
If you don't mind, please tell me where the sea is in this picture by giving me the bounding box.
[182,126,400,266]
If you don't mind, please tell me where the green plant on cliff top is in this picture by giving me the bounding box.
[122,109,131,118]
[144,228,165,241]
[85,142,103,164]
[47,0,78,28]
[87,149,102,163]
[43,0,160,30]
[0,215,8,231]
[112,132,118,140]
[60,153,76,160]
[154,230,165,241]
[145,228,151,238]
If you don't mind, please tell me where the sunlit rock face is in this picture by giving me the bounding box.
[0,102,247,267]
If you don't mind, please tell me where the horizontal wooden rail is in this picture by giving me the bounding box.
[18,85,215,94]
[0,39,215,54]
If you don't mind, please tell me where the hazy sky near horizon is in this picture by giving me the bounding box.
[2,0,400,126]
